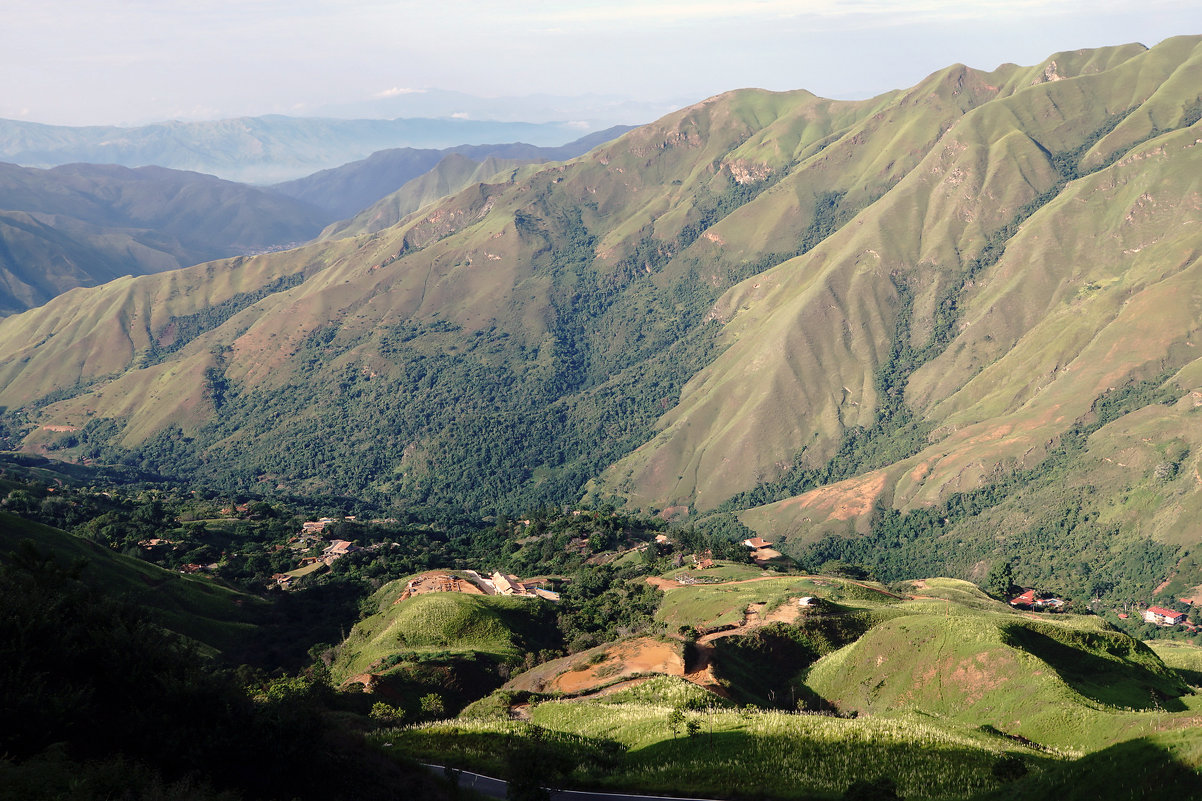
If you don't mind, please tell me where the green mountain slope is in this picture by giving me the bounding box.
[2,39,1202,603]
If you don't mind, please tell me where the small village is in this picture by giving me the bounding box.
[151,509,1202,638]
[1006,586,1200,633]
[267,516,561,598]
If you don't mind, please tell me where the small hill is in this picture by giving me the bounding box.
[331,573,562,712]
[804,598,1191,752]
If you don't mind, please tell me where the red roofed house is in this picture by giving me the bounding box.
[1009,589,1037,607]
[743,537,773,549]
[1144,606,1186,626]
[322,539,361,564]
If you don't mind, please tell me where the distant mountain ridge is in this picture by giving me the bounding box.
[0,115,617,184]
[271,126,634,220]
[0,162,327,315]
[0,128,632,316]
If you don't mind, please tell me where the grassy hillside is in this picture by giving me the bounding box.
[803,589,1193,753]
[0,510,264,656]
[333,587,559,679]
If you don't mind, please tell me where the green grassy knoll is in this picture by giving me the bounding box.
[333,582,560,680]
[804,604,1195,753]
[0,511,263,656]
[331,575,562,715]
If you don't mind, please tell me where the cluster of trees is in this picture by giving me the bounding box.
[58,168,871,519]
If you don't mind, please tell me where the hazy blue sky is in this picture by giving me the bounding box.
[5,1,1200,126]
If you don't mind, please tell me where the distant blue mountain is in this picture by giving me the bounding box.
[0,115,609,184]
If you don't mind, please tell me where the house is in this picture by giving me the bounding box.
[1033,597,1065,611]
[1009,589,1037,607]
[301,517,337,534]
[743,537,773,549]
[491,571,522,595]
[1144,606,1186,626]
[321,539,360,564]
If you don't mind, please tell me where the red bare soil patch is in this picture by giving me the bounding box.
[552,639,683,693]
[394,570,485,603]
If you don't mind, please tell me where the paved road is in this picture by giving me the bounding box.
[422,763,719,801]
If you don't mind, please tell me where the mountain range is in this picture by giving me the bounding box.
[0,115,616,184]
[0,128,632,315]
[270,126,634,220]
[3,36,1202,604]
[0,162,327,315]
